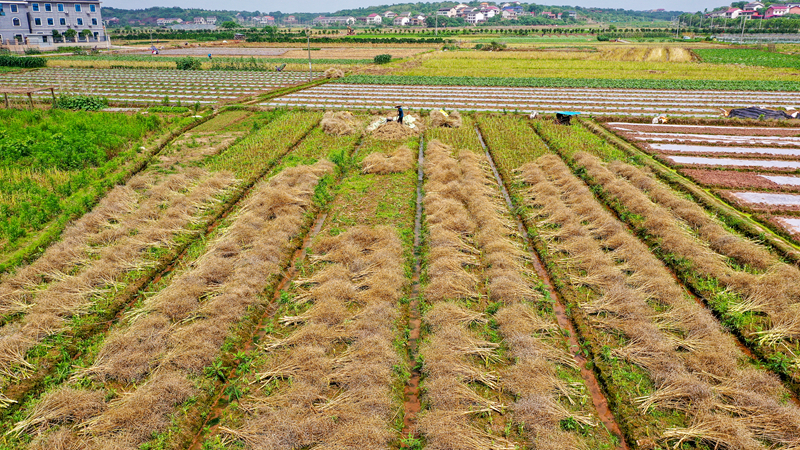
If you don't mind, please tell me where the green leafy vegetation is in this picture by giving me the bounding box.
[373,53,392,64]
[695,48,800,70]
[176,56,202,70]
[0,55,46,68]
[0,110,162,245]
[54,95,109,111]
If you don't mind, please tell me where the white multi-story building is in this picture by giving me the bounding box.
[1,0,105,46]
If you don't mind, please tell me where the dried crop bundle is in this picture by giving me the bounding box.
[360,146,415,174]
[0,170,235,379]
[430,109,463,128]
[369,114,423,140]
[321,111,357,136]
[519,154,800,448]
[227,226,405,449]
[323,67,345,79]
[19,162,334,448]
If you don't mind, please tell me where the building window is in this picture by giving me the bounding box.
[90,4,95,12]
[45,3,52,12]
[35,18,42,26]
[32,4,40,12]
[47,17,54,25]
[91,18,97,25]
[59,17,65,25]
[76,17,82,25]
[10,4,18,12]
[12,17,21,26]
[75,4,82,12]
[58,3,64,12]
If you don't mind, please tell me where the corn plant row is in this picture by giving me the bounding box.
[573,153,800,382]
[420,139,606,449]
[222,226,405,448]
[13,160,335,449]
[519,154,800,448]
[0,169,236,387]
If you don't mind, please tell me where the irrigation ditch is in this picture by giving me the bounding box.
[401,135,425,445]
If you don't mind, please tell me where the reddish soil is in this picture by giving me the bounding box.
[652,149,800,161]
[764,215,800,241]
[681,169,800,192]
[654,154,800,173]
[622,134,800,149]
[609,123,800,137]
[717,190,800,213]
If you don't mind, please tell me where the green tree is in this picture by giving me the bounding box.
[63,28,77,42]
[220,20,237,28]
[80,29,93,39]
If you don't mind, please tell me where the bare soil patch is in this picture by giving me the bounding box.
[681,169,800,192]
[608,122,800,137]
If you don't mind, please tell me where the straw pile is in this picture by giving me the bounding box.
[321,111,357,136]
[367,113,423,140]
[430,109,462,128]
[519,154,800,448]
[19,161,335,448]
[361,146,415,174]
[578,153,800,351]
[324,67,345,79]
[419,140,521,449]
[223,226,405,448]
[0,169,236,379]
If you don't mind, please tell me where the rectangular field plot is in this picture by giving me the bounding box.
[607,122,800,137]
[777,216,800,236]
[731,191,800,206]
[665,155,800,170]
[650,143,800,157]
[680,169,800,191]
[264,84,800,117]
[0,67,320,105]
[761,175,800,186]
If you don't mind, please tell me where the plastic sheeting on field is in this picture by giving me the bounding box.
[726,107,795,120]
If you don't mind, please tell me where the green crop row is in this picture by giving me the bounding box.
[336,74,800,91]
[695,48,800,70]
[49,54,372,66]
[0,110,165,246]
[0,55,46,68]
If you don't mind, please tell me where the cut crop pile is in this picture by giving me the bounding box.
[418,139,605,449]
[324,67,345,79]
[223,225,405,448]
[518,154,800,448]
[361,145,415,174]
[13,160,334,448]
[321,110,358,136]
[430,109,463,128]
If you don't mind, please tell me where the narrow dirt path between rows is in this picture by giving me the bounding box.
[475,127,629,449]
[401,136,425,443]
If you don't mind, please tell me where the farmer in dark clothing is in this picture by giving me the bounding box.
[396,105,404,125]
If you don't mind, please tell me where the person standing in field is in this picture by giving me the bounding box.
[396,105,404,125]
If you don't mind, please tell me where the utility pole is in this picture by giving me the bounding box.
[306,27,312,82]
[435,13,438,36]
[741,14,746,41]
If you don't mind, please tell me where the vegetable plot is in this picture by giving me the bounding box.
[0,68,320,105]
[603,120,800,243]
[266,83,800,117]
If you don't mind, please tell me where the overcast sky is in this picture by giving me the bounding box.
[101,1,726,14]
